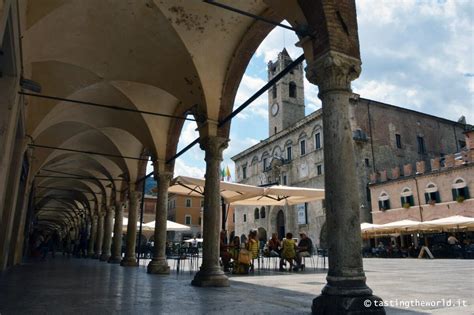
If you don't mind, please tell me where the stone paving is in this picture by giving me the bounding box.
[0,257,472,314]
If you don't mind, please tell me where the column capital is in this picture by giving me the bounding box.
[305,51,361,96]
[129,190,142,201]
[155,171,173,183]
[199,136,229,163]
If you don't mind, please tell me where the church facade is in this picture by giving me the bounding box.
[231,49,468,247]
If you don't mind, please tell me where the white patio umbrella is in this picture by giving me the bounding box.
[121,217,154,231]
[361,222,382,233]
[418,216,474,231]
[168,176,264,203]
[142,220,191,232]
[376,219,421,234]
[230,185,325,206]
[184,238,204,243]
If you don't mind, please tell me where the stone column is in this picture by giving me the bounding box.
[121,190,141,267]
[99,206,114,261]
[88,215,98,257]
[94,213,105,259]
[147,171,172,274]
[306,51,384,314]
[191,136,229,287]
[109,200,124,263]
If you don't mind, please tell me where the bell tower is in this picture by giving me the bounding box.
[268,48,305,137]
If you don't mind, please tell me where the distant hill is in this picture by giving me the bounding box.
[145,176,156,196]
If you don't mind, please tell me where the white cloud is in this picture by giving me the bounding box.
[174,158,205,178]
[234,74,268,120]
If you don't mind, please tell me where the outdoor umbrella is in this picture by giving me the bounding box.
[230,185,325,206]
[142,220,191,232]
[418,215,474,231]
[168,176,264,203]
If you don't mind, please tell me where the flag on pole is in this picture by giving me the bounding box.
[221,167,226,181]
[225,166,231,181]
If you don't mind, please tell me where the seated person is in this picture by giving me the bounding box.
[267,233,281,257]
[294,232,313,271]
[280,232,296,271]
[229,236,240,261]
[246,230,259,271]
[219,230,231,272]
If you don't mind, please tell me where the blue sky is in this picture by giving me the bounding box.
[148,0,473,179]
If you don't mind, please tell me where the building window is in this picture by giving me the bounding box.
[452,178,470,201]
[274,127,277,134]
[417,136,425,154]
[424,183,440,204]
[185,199,192,207]
[365,158,370,167]
[396,134,402,149]
[315,132,321,149]
[300,139,306,155]
[378,192,390,210]
[185,215,192,225]
[242,165,247,179]
[317,165,322,176]
[263,158,268,171]
[200,200,204,207]
[400,188,415,207]
[260,206,266,219]
[272,85,277,99]
[289,82,296,98]
[254,208,259,220]
[459,140,466,149]
[243,214,247,222]
[287,146,292,161]
[232,213,235,223]
[199,217,202,225]
[282,173,287,185]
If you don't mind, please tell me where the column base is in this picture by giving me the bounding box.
[108,256,122,264]
[120,257,138,267]
[99,254,110,261]
[147,259,170,274]
[312,294,385,315]
[191,268,229,287]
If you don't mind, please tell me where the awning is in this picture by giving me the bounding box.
[230,185,325,206]
[168,176,264,204]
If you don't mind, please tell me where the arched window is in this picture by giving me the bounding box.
[272,85,277,98]
[425,182,440,204]
[452,178,470,201]
[378,192,390,210]
[254,208,259,220]
[400,187,414,208]
[289,82,296,98]
[260,206,266,219]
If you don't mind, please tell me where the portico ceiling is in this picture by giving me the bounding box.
[21,0,317,230]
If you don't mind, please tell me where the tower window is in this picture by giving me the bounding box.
[242,165,247,179]
[274,127,277,134]
[243,214,247,222]
[395,134,402,149]
[272,86,277,98]
[287,146,292,161]
[289,82,296,98]
[417,136,425,154]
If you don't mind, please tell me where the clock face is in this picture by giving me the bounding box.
[271,103,279,116]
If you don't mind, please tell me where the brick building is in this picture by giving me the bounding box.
[369,130,474,225]
[231,49,469,246]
